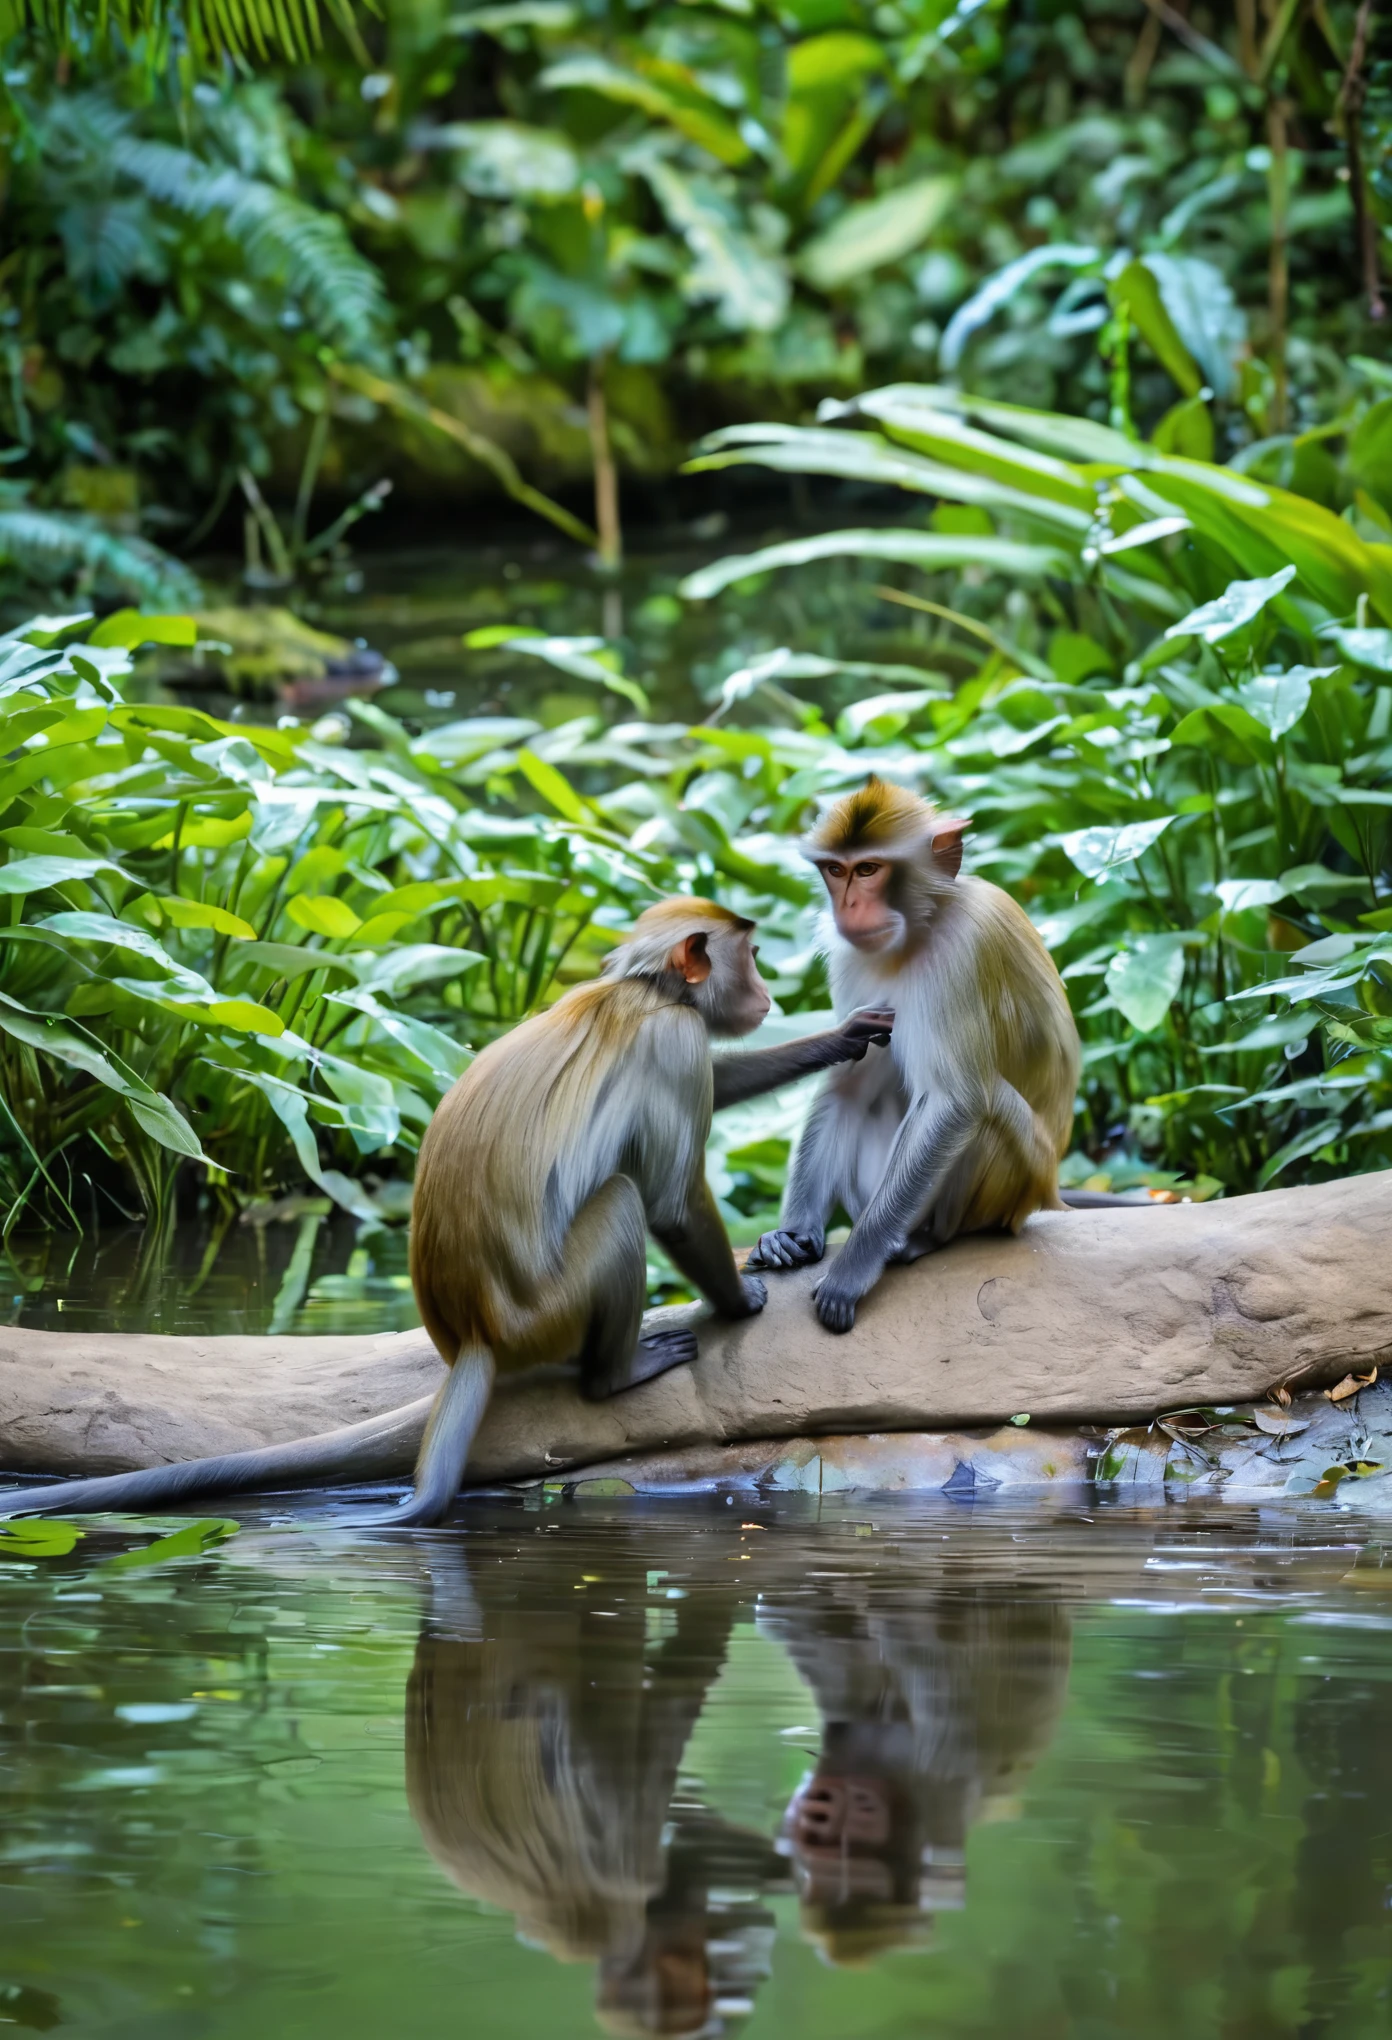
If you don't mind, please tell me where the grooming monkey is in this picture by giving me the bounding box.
[748,778,1146,1333]
[8,897,892,1525]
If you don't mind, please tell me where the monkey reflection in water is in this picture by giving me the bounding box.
[758,1575,1071,1964]
[405,1543,788,2038]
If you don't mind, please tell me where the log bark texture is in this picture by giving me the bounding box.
[2,1173,1389,1487]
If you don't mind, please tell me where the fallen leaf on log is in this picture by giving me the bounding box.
[1326,1368,1378,1403]
[1253,1409,1311,1437]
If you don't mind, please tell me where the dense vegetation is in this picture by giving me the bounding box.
[0,0,1390,1254]
[1,0,1387,586]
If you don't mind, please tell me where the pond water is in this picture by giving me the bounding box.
[2,1496,1390,2039]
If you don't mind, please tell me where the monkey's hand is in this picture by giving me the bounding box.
[831,1007,895,1063]
[745,1227,825,1272]
[811,1268,861,1334]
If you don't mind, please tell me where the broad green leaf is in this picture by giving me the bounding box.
[1110,259,1201,397]
[1169,702,1274,764]
[286,894,362,938]
[126,1092,209,1160]
[156,895,257,939]
[235,941,357,983]
[1106,935,1186,1032]
[1141,253,1245,400]
[1334,628,1392,673]
[102,1519,239,1570]
[848,390,1095,510]
[87,610,197,651]
[679,529,1065,600]
[428,120,578,198]
[798,176,955,292]
[539,55,749,165]
[516,747,592,824]
[1236,666,1330,737]
[465,633,651,714]
[0,1519,83,1556]
[1059,816,1176,880]
[1215,878,1287,913]
[352,943,486,995]
[1165,566,1296,645]
[0,852,125,893]
[206,999,285,1035]
[636,154,789,332]
[940,245,1101,372]
[154,813,252,849]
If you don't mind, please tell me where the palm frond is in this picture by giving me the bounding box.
[0,0,377,67]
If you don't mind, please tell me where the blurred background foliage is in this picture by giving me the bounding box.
[0,0,1388,584]
[0,0,1391,1285]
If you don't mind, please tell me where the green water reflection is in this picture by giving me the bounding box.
[1,1501,1390,2038]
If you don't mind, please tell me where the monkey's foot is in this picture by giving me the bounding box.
[811,1279,858,1334]
[585,1328,698,1401]
[746,1228,824,1272]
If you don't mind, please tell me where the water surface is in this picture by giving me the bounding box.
[2,1498,1390,2038]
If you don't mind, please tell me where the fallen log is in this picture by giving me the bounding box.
[1,1172,1389,1492]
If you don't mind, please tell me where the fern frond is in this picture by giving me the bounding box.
[111,136,384,351]
[2,0,365,65]
[0,508,201,607]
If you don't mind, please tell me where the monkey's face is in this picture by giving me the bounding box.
[817,858,905,953]
[681,929,772,1038]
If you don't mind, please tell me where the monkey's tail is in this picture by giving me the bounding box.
[0,1395,436,1520]
[370,1345,496,1529]
[1058,1187,1171,1208]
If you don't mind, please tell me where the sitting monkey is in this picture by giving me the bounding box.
[9,897,891,1524]
[749,777,1104,1332]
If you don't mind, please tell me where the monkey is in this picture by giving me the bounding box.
[5,897,894,1525]
[405,1530,784,2038]
[757,1568,1070,1965]
[746,778,1151,1335]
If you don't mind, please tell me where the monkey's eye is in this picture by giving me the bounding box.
[854,861,882,878]
[823,862,846,878]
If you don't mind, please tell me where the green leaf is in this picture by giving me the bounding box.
[1215,878,1287,913]
[679,529,1066,601]
[1059,816,1176,880]
[940,245,1101,372]
[1169,702,1274,764]
[1236,667,1331,737]
[427,120,579,199]
[1106,935,1187,1032]
[102,1519,239,1570]
[86,610,197,651]
[1333,628,1392,673]
[1110,260,1202,398]
[234,942,357,983]
[516,748,592,825]
[798,176,956,292]
[1141,253,1245,400]
[636,154,789,332]
[0,852,125,894]
[126,1093,209,1159]
[156,896,257,939]
[1165,566,1297,645]
[205,999,285,1035]
[0,1519,83,1557]
[539,55,749,166]
[286,894,363,938]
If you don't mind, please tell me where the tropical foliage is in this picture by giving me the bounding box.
[1,0,1387,590]
[6,359,1392,1245]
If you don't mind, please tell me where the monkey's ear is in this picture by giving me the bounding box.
[930,818,968,881]
[670,931,712,983]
